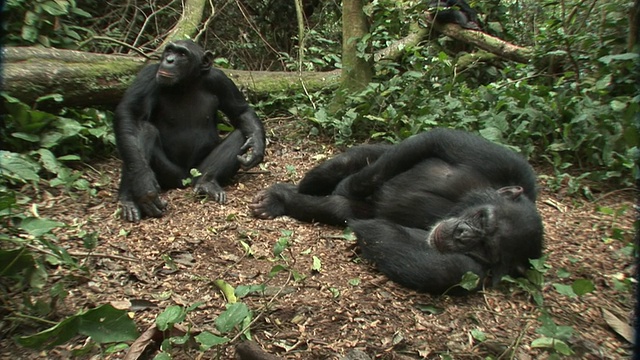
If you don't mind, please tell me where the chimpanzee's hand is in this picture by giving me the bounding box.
[333,171,378,199]
[124,171,167,222]
[194,180,227,204]
[237,136,265,169]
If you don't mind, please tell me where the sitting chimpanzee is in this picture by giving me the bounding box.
[428,0,482,30]
[114,40,265,222]
[251,128,543,294]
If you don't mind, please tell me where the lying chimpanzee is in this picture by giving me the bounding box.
[114,40,265,222]
[251,128,543,294]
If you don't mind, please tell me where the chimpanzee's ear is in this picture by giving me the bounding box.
[497,186,523,200]
[201,50,214,71]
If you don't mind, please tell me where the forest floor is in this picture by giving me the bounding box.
[1,119,636,359]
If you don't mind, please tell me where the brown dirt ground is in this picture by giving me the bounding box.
[1,119,636,359]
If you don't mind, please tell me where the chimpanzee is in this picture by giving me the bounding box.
[114,40,265,223]
[428,0,482,30]
[251,128,543,294]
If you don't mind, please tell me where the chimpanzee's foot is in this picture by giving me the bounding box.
[249,183,297,219]
[194,181,227,204]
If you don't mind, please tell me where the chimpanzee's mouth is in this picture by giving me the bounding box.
[157,70,174,78]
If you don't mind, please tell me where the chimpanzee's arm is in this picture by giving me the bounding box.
[334,129,448,197]
[350,219,486,294]
[335,128,535,199]
[209,69,266,169]
[114,65,166,221]
[113,66,157,173]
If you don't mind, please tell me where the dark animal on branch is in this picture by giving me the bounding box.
[251,128,543,294]
[428,0,482,30]
[114,40,265,222]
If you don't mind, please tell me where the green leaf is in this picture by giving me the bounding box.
[16,304,138,349]
[215,302,250,334]
[553,283,576,297]
[459,271,480,290]
[71,7,92,17]
[153,352,172,360]
[20,217,66,237]
[78,305,140,343]
[36,148,64,175]
[195,331,229,351]
[273,237,289,257]
[470,329,486,342]
[11,132,40,142]
[0,151,41,182]
[571,279,595,296]
[311,256,322,272]
[30,261,49,289]
[17,316,80,348]
[156,305,186,331]
[531,337,574,355]
[213,279,237,304]
[235,284,266,298]
[598,53,639,64]
[35,94,64,103]
[415,304,443,314]
[41,1,69,16]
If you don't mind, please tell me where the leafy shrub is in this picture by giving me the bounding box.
[4,0,92,47]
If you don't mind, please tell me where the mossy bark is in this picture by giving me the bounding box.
[327,0,374,115]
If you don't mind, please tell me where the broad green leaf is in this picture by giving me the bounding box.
[16,304,138,348]
[16,316,80,348]
[553,283,576,297]
[156,305,186,331]
[20,217,66,237]
[572,279,595,296]
[0,151,41,182]
[11,132,39,142]
[78,304,139,343]
[36,148,63,175]
[215,302,250,334]
[459,271,480,290]
[195,331,229,351]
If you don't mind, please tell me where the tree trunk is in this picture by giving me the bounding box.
[328,0,374,114]
[339,0,373,92]
[2,47,340,110]
[159,0,208,51]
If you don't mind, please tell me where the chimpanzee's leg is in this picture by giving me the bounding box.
[297,144,390,195]
[250,183,375,225]
[193,130,245,203]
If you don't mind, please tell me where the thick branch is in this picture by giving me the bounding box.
[375,23,427,62]
[424,16,534,63]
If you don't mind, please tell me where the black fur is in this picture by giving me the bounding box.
[429,0,482,30]
[251,128,543,294]
[114,40,265,222]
